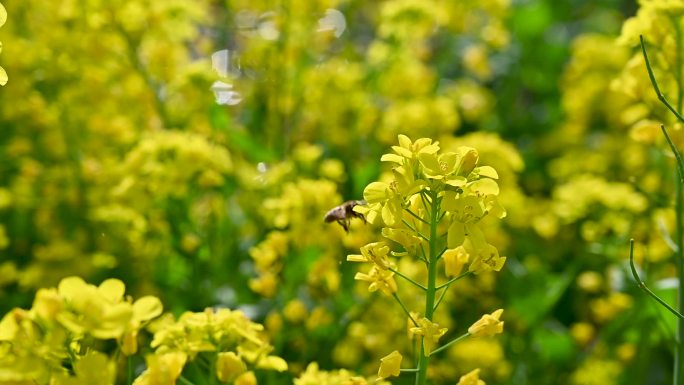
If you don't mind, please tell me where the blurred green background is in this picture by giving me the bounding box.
[4,0,684,384]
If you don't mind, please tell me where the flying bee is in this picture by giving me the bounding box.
[324,200,367,232]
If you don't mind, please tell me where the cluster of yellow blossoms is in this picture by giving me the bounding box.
[0,276,287,385]
[349,135,506,384]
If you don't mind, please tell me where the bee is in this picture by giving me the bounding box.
[324,200,367,232]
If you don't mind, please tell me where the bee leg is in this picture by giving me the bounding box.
[337,219,350,233]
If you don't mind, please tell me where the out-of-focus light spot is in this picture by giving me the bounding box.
[258,11,279,40]
[257,162,267,173]
[211,49,230,78]
[211,80,242,105]
[317,9,346,38]
[236,10,257,29]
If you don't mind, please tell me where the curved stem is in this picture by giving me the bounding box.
[628,239,684,319]
[405,207,430,225]
[402,219,430,242]
[429,333,470,356]
[389,267,427,291]
[436,271,472,290]
[641,36,684,124]
[392,293,419,327]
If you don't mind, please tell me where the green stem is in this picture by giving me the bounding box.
[415,190,439,385]
[628,239,684,319]
[666,124,684,385]
[406,208,430,225]
[640,36,684,124]
[641,35,684,385]
[402,219,430,242]
[389,267,427,291]
[401,368,420,373]
[179,376,196,385]
[392,293,419,326]
[433,271,473,312]
[436,271,472,290]
[429,333,470,356]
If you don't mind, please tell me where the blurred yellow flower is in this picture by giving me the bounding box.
[216,352,247,383]
[0,1,6,86]
[457,368,486,385]
[468,309,504,337]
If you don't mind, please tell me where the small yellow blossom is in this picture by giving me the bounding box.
[410,317,448,356]
[216,352,246,383]
[443,246,469,277]
[235,371,257,385]
[347,242,394,269]
[457,368,486,385]
[468,244,507,275]
[381,134,440,165]
[468,309,504,337]
[354,266,397,295]
[377,350,402,380]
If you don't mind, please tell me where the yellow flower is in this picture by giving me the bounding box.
[235,371,257,385]
[468,309,504,337]
[354,266,397,295]
[377,350,402,380]
[381,134,440,165]
[133,352,188,385]
[361,167,425,226]
[381,227,422,256]
[418,151,462,182]
[443,246,469,277]
[347,242,394,269]
[216,352,246,383]
[457,368,486,385]
[410,317,447,356]
[468,244,506,275]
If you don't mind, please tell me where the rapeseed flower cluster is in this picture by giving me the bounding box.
[349,135,506,384]
[0,276,161,384]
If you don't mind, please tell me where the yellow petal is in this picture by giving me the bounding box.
[133,296,163,322]
[0,66,5,86]
[58,276,88,300]
[473,166,498,179]
[216,352,246,382]
[0,3,6,28]
[377,350,402,379]
[98,278,126,302]
[256,355,288,371]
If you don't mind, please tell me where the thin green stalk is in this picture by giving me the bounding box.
[640,36,684,124]
[669,125,684,385]
[406,207,430,225]
[628,239,684,319]
[179,376,196,385]
[389,267,427,291]
[436,271,472,290]
[402,219,430,242]
[401,368,420,373]
[415,191,439,385]
[429,333,470,356]
[392,293,419,326]
[641,35,684,385]
[128,356,133,385]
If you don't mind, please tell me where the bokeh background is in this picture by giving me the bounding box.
[3,0,684,384]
